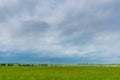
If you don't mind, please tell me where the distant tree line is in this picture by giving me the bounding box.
[0,64,49,66]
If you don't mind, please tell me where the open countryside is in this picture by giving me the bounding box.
[0,64,120,80]
[0,0,120,80]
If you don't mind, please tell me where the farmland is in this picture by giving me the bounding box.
[0,65,120,80]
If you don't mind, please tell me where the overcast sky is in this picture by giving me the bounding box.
[0,0,120,64]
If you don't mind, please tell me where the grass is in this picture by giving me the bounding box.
[0,65,120,80]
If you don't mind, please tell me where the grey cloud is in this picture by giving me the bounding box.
[0,0,37,22]
[16,20,50,37]
[0,0,120,63]
[23,20,49,32]
[56,0,120,47]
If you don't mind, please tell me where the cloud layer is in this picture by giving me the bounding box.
[0,0,120,63]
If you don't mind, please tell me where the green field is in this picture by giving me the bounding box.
[0,66,120,80]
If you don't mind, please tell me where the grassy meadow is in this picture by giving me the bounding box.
[0,65,120,80]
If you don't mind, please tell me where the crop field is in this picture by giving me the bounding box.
[0,65,120,80]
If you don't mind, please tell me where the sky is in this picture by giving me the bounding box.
[0,0,120,64]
